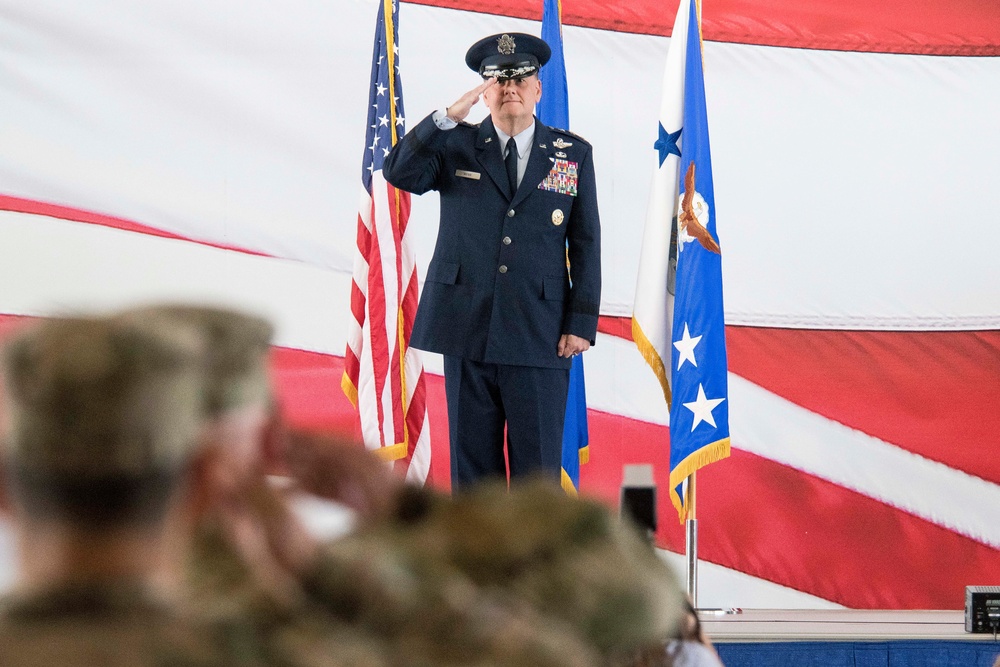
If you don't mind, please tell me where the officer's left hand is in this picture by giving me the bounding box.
[558,334,590,358]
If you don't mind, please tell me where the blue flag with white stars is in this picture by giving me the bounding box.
[632,0,730,522]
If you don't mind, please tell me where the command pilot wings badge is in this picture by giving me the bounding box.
[552,138,573,149]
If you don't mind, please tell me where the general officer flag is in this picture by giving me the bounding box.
[538,0,590,496]
[632,0,730,521]
[343,0,431,484]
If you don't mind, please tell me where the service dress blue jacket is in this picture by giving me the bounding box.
[383,113,601,370]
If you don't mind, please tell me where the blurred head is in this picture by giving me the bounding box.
[0,316,206,530]
[116,305,273,417]
[115,304,276,479]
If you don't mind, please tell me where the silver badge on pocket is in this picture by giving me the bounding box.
[552,209,564,226]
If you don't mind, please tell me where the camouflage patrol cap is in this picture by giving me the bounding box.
[115,304,274,417]
[0,316,206,480]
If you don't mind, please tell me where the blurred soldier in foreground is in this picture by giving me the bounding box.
[310,480,685,666]
[129,304,601,666]
[0,316,231,666]
[113,303,686,666]
[115,304,396,665]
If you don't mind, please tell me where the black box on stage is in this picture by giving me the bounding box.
[965,586,1000,633]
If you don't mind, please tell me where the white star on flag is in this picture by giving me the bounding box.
[375,82,387,96]
[682,383,726,432]
[673,322,702,369]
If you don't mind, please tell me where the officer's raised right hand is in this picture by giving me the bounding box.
[445,77,498,123]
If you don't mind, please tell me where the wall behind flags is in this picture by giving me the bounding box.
[1,0,999,609]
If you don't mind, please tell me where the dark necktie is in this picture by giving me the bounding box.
[504,140,518,197]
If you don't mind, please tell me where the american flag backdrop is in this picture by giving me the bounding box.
[0,0,998,609]
[342,0,431,484]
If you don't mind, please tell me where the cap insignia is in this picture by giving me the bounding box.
[497,34,516,55]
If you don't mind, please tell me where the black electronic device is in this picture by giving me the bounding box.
[620,464,657,538]
[964,586,1000,634]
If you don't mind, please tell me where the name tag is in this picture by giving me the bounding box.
[455,169,481,180]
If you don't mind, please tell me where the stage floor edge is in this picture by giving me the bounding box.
[700,609,998,642]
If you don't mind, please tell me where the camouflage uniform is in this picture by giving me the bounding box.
[0,316,234,666]
[0,583,235,667]
[306,482,683,666]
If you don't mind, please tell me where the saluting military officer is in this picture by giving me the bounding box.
[383,32,602,488]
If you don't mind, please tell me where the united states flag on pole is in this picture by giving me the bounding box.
[633,0,730,521]
[342,0,431,484]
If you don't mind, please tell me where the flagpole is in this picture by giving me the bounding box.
[685,471,698,605]
[688,0,701,614]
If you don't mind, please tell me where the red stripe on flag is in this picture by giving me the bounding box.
[342,349,361,392]
[725,326,1000,487]
[579,406,1000,609]
[401,373,429,470]
[349,279,367,335]
[406,373,428,439]
[402,272,419,341]
[393,185,412,239]
[365,198,390,446]
[695,449,1000,609]
[598,315,633,341]
[355,210,373,262]
[383,187,406,448]
[403,0,1000,55]
[598,315,1000,486]
[0,194,271,258]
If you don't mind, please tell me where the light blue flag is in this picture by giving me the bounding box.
[538,0,589,495]
[667,0,730,519]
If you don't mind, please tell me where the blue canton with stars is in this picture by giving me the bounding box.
[361,0,405,191]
